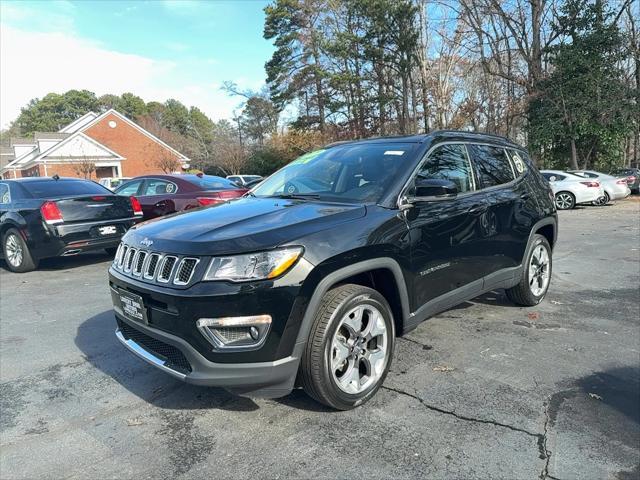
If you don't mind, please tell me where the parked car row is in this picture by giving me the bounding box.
[0,173,248,272]
[541,169,632,210]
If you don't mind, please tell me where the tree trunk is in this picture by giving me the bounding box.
[418,0,430,133]
[570,139,579,170]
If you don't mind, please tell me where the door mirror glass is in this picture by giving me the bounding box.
[413,178,458,199]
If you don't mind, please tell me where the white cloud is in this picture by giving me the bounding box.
[0,25,245,128]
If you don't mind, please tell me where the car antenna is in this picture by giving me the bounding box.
[52,174,60,181]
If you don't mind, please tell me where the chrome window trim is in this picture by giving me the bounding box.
[397,140,525,208]
[173,258,200,286]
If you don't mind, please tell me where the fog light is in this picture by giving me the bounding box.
[196,315,272,351]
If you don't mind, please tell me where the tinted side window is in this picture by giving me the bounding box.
[416,144,474,193]
[0,183,10,203]
[508,149,528,176]
[142,179,177,195]
[115,180,143,196]
[469,145,515,188]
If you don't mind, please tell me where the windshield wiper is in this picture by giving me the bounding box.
[268,193,321,200]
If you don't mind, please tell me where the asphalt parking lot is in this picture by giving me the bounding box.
[1,199,638,480]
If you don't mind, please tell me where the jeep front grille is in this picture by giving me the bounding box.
[112,242,199,286]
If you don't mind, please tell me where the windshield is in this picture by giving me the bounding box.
[252,143,417,203]
[187,175,240,190]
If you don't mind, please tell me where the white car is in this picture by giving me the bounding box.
[98,177,131,191]
[541,170,604,210]
[226,175,263,187]
[568,170,631,205]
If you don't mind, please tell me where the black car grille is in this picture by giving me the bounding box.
[112,243,199,286]
[117,318,192,374]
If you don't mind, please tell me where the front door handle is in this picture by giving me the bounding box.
[467,204,487,215]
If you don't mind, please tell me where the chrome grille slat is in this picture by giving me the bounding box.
[124,248,137,272]
[118,245,129,268]
[133,251,147,276]
[173,258,199,285]
[157,256,178,283]
[113,243,199,286]
[144,253,162,280]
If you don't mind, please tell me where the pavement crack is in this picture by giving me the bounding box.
[539,397,554,480]
[398,336,431,349]
[383,385,542,438]
[383,385,552,470]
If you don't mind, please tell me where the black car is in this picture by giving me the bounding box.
[0,177,143,272]
[610,167,640,194]
[109,131,557,410]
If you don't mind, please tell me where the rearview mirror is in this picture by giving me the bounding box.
[412,178,458,199]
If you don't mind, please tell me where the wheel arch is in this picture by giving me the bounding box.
[294,258,410,347]
[0,216,26,239]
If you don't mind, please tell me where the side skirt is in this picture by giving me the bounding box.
[403,265,522,333]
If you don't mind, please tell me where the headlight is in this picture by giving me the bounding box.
[203,247,303,282]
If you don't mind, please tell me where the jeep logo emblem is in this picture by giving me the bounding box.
[140,238,153,247]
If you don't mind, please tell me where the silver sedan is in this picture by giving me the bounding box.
[568,170,631,205]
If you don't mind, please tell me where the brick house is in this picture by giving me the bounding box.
[1,109,190,180]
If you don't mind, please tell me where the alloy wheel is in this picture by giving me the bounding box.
[5,234,23,268]
[555,193,574,210]
[330,303,388,395]
[529,244,550,297]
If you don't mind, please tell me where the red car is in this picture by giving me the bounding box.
[114,174,247,220]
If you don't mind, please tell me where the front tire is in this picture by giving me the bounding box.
[506,234,552,306]
[300,284,395,410]
[555,191,575,210]
[2,228,38,273]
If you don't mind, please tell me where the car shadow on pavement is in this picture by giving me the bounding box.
[75,310,260,412]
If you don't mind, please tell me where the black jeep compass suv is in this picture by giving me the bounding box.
[109,131,557,410]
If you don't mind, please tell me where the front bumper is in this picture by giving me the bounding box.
[115,315,302,397]
[109,258,314,396]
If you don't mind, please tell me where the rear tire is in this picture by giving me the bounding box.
[2,228,38,273]
[592,191,610,206]
[506,234,552,306]
[554,192,575,210]
[300,284,395,410]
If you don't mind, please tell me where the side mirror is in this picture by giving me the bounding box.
[412,178,458,199]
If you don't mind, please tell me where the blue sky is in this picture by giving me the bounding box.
[0,0,275,127]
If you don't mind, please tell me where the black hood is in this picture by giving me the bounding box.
[123,197,366,256]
